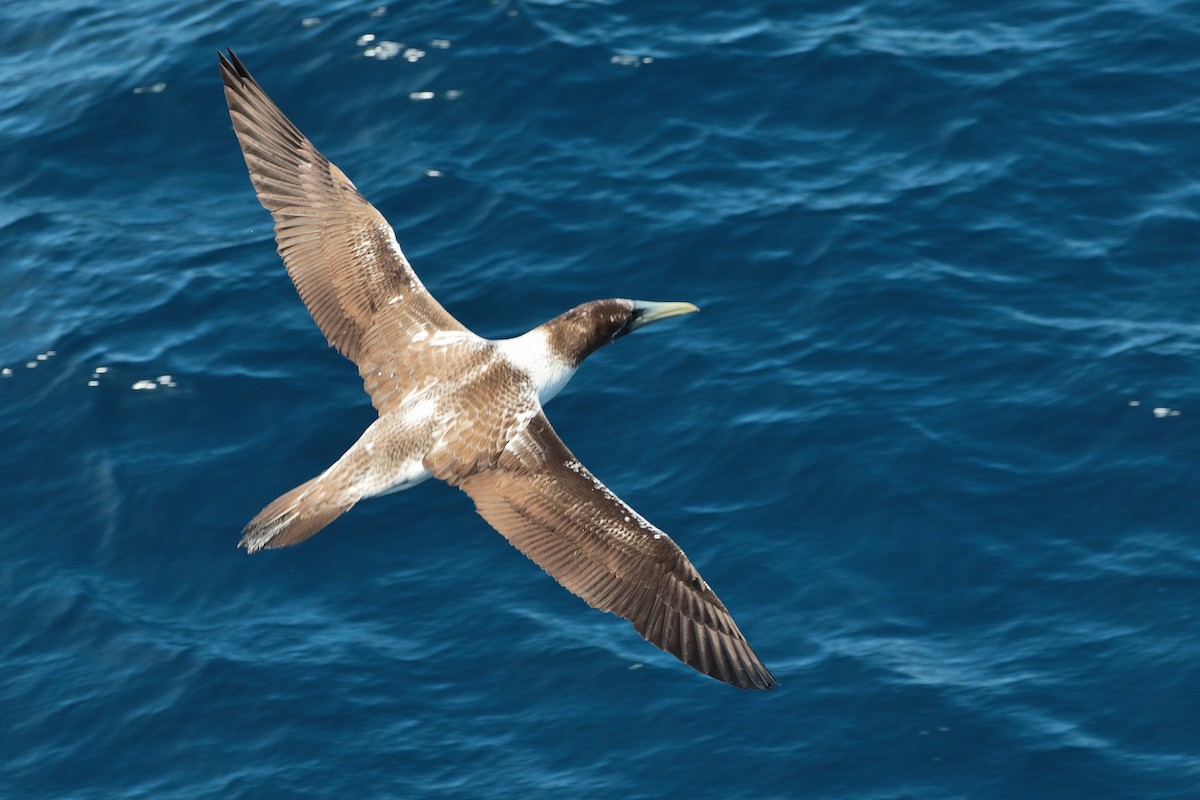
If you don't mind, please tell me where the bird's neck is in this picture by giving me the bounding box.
[496,327,578,406]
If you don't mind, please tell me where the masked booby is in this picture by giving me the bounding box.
[218,50,775,690]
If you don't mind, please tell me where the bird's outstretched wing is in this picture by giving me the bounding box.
[442,412,776,690]
[219,50,468,411]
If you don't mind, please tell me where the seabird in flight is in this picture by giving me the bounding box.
[218,50,775,690]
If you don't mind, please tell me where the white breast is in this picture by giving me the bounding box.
[496,328,577,406]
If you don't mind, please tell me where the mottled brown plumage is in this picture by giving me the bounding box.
[219,50,775,690]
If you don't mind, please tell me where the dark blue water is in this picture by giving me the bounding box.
[3,0,1199,797]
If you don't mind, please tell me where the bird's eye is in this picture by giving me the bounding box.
[612,310,641,341]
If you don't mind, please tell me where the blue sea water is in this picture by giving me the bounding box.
[3,0,1199,796]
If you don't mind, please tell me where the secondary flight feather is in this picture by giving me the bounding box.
[219,50,775,690]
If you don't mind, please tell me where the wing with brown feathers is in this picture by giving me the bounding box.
[446,413,776,690]
[218,50,467,385]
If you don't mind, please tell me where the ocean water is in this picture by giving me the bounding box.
[3,0,1199,797]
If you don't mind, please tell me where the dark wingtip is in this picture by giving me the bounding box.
[724,644,778,691]
[217,48,252,85]
[756,672,780,691]
[735,663,779,691]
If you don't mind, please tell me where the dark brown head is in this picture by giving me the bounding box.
[540,299,700,367]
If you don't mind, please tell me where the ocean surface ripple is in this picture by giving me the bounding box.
[2,0,1198,797]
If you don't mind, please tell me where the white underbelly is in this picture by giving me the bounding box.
[346,398,439,500]
[372,465,433,497]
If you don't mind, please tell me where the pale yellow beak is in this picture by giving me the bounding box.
[629,300,700,331]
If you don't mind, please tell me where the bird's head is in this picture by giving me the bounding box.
[544,298,700,367]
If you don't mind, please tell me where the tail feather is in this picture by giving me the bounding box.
[240,476,356,553]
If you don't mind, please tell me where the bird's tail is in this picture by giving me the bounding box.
[240,475,357,553]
